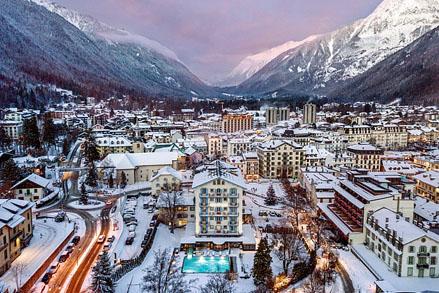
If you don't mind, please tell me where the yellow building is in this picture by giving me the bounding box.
[0,199,34,276]
[347,143,383,171]
[221,113,253,133]
[414,171,439,203]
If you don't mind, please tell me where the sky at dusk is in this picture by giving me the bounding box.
[54,0,383,83]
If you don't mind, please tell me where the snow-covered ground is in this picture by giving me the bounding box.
[337,249,377,292]
[68,199,105,210]
[0,218,74,291]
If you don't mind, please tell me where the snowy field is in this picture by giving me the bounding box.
[0,218,74,291]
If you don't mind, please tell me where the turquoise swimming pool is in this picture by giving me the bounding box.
[182,255,231,273]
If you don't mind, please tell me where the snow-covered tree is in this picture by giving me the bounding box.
[21,116,40,149]
[272,229,305,275]
[143,249,188,293]
[302,269,324,293]
[200,274,235,293]
[160,191,184,233]
[252,237,273,286]
[62,138,70,157]
[42,115,56,149]
[1,158,22,184]
[80,183,88,205]
[82,129,100,163]
[85,162,98,187]
[108,173,114,189]
[91,250,114,293]
[0,126,12,151]
[120,171,127,188]
[265,183,277,206]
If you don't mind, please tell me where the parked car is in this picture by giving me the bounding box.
[269,211,276,217]
[149,220,156,227]
[107,235,115,243]
[55,211,66,222]
[128,225,136,232]
[97,235,105,243]
[59,251,69,262]
[103,243,112,251]
[66,244,75,253]
[141,239,149,248]
[128,231,136,238]
[147,207,155,213]
[42,273,52,284]
[151,214,158,221]
[125,237,134,245]
[48,262,59,274]
[71,236,81,245]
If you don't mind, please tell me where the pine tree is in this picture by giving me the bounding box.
[252,237,273,286]
[1,158,22,184]
[91,250,114,293]
[62,138,70,157]
[21,117,41,149]
[265,184,277,206]
[120,171,127,188]
[82,129,100,163]
[85,162,98,187]
[0,126,12,151]
[80,183,88,205]
[108,173,114,189]
[42,116,56,148]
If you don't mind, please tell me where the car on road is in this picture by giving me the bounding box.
[103,243,112,252]
[66,244,75,253]
[97,235,106,243]
[48,262,59,274]
[125,237,134,245]
[71,236,81,245]
[59,251,69,262]
[107,235,115,243]
[42,272,52,284]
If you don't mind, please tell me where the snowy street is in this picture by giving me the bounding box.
[0,218,74,291]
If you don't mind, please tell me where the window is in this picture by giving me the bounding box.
[408,256,414,265]
[408,246,415,253]
[430,268,436,277]
[431,256,437,265]
[419,246,427,253]
[407,267,413,276]
[432,246,437,253]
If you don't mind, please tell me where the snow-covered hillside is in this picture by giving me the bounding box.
[32,0,179,61]
[235,0,439,95]
[218,35,319,86]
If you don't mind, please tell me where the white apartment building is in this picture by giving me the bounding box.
[347,143,383,171]
[226,138,252,156]
[265,107,290,125]
[303,103,317,124]
[192,161,246,236]
[0,120,23,140]
[365,208,439,278]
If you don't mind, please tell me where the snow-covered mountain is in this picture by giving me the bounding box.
[0,0,214,98]
[234,0,439,96]
[32,0,179,61]
[218,35,319,86]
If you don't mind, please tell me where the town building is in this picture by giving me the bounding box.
[365,207,439,277]
[414,171,439,203]
[0,199,34,276]
[347,143,383,171]
[150,166,182,197]
[11,173,53,202]
[265,107,290,125]
[257,140,305,179]
[221,113,253,133]
[303,103,317,125]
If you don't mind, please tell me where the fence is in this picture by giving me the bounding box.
[111,224,158,282]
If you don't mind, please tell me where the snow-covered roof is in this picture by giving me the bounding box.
[414,171,439,188]
[0,199,34,229]
[11,173,51,190]
[150,166,182,182]
[99,152,178,170]
[368,208,439,245]
[192,161,246,189]
[347,143,381,152]
[414,196,439,222]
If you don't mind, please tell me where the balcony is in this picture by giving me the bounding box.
[417,252,430,257]
[229,193,238,198]
[229,202,238,207]
[200,193,208,198]
[416,263,429,269]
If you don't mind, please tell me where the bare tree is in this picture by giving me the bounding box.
[143,249,188,293]
[12,261,26,291]
[200,274,235,293]
[160,191,183,233]
[302,269,324,293]
[272,228,305,275]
